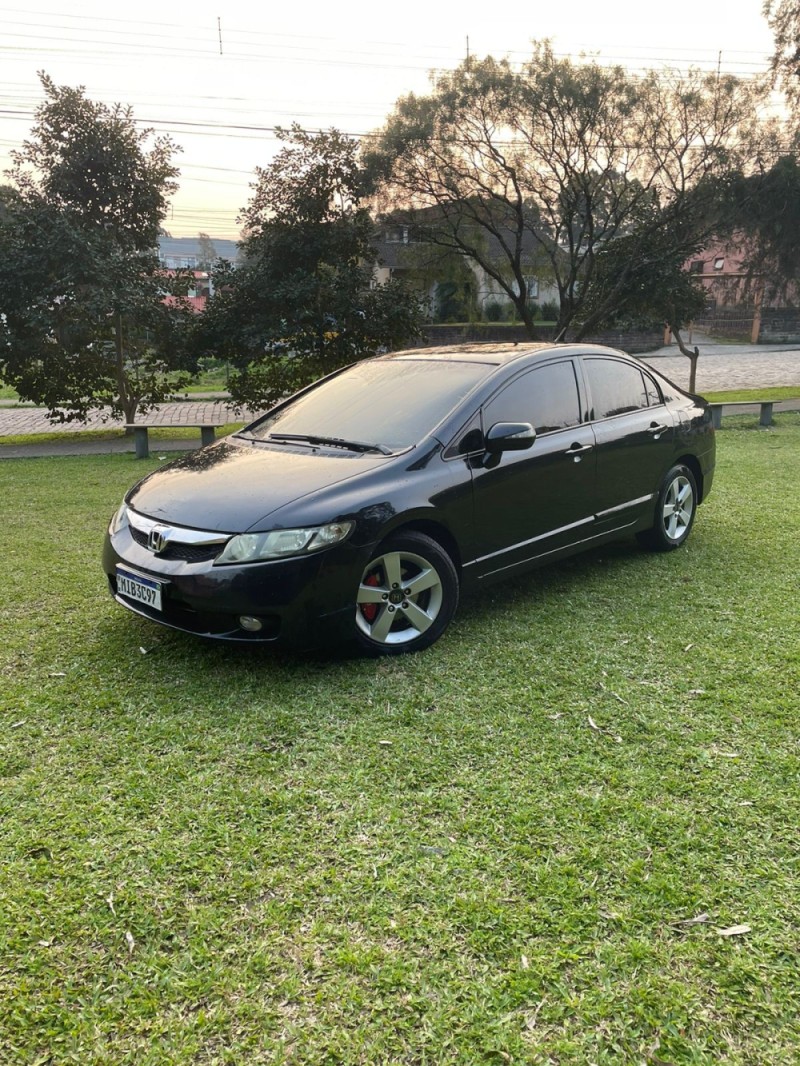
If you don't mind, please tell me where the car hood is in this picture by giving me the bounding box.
[126,436,394,532]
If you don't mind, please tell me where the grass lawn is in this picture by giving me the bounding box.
[700,386,800,403]
[0,424,246,448]
[1,419,799,1064]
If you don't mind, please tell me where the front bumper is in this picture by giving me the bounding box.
[102,525,369,646]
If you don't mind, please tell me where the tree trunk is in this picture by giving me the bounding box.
[670,323,700,394]
[115,312,139,426]
[513,293,536,338]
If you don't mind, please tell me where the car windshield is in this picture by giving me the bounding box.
[241,358,494,451]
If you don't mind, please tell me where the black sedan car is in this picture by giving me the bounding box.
[103,343,715,654]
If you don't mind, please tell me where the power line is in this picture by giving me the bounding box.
[0,8,776,63]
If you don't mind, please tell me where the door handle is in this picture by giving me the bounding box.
[564,443,593,462]
[647,423,669,436]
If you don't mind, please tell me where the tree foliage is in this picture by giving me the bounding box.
[765,0,800,108]
[196,126,424,410]
[735,5,800,299]
[197,232,217,270]
[0,74,195,422]
[366,44,765,340]
[727,154,800,301]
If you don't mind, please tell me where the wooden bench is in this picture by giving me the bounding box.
[707,400,796,430]
[125,423,223,459]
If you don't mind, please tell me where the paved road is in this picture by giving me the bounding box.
[1,341,798,457]
[641,338,800,392]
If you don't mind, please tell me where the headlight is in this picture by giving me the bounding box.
[109,502,129,535]
[214,520,354,566]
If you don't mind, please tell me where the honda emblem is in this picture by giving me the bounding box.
[147,525,170,554]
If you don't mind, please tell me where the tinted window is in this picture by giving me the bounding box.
[245,359,493,450]
[585,359,649,419]
[644,372,662,407]
[444,413,484,459]
[485,361,581,434]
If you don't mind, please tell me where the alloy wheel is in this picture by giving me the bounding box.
[356,549,444,647]
[662,474,694,542]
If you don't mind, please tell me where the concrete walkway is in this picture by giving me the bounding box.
[2,341,799,459]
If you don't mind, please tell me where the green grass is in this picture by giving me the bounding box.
[1,421,800,1063]
[178,366,232,393]
[0,423,245,447]
[0,364,234,404]
[700,386,800,403]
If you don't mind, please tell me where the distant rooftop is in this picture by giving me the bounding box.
[158,236,240,266]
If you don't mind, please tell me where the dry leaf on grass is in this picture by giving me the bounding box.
[587,715,622,743]
[672,912,710,927]
[718,924,751,937]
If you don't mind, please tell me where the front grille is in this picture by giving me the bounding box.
[129,525,223,563]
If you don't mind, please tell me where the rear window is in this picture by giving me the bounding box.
[585,358,651,419]
[244,359,493,450]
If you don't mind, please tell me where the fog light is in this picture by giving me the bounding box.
[238,615,263,632]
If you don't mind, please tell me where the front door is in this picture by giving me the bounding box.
[468,359,597,580]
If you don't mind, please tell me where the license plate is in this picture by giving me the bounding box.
[117,567,163,612]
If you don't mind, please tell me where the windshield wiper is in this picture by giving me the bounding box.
[267,432,392,455]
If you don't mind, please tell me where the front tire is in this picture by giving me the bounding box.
[637,464,698,552]
[354,531,459,655]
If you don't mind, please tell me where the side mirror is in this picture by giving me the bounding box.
[485,421,536,453]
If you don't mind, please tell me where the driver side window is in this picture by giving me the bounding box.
[485,361,582,434]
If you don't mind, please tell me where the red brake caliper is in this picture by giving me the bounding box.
[360,572,380,623]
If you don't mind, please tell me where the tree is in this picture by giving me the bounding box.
[365,44,765,342]
[195,125,424,410]
[583,226,708,390]
[0,74,196,423]
[725,154,800,303]
[728,5,800,299]
[765,0,800,108]
[197,232,217,270]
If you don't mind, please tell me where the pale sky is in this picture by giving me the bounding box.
[0,0,777,239]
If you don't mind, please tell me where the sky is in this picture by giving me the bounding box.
[0,0,778,240]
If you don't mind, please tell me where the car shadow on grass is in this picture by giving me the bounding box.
[96,535,670,672]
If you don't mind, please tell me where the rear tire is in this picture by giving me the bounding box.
[353,531,459,655]
[637,464,698,552]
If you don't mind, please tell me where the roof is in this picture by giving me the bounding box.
[386,342,626,365]
[158,236,240,262]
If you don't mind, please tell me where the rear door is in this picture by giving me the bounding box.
[580,356,675,532]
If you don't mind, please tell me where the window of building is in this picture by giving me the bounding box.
[714,257,725,271]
